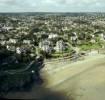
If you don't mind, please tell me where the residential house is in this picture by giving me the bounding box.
[48,33,58,39]
[16,47,22,54]
[23,40,31,44]
[3,26,13,31]
[8,39,18,44]
[90,39,96,43]
[0,40,6,46]
[0,34,6,40]
[94,31,105,41]
[70,32,78,45]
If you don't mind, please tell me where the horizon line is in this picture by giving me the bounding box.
[0,11,105,13]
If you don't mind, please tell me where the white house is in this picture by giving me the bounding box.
[71,36,78,41]
[91,34,95,38]
[16,47,22,54]
[90,39,96,43]
[99,33,105,41]
[3,26,13,31]
[8,39,18,44]
[0,34,5,40]
[48,33,58,39]
[62,27,69,31]
[23,40,31,44]
[71,32,78,41]
[0,40,6,45]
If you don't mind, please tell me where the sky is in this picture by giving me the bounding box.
[0,0,105,12]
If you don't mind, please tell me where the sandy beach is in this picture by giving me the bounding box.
[5,54,105,100]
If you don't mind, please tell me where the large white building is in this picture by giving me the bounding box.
[39,40,52,53]
[54,40,66,52]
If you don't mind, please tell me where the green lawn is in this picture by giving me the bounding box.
[51,49,74,58]
[79,43,102,51]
